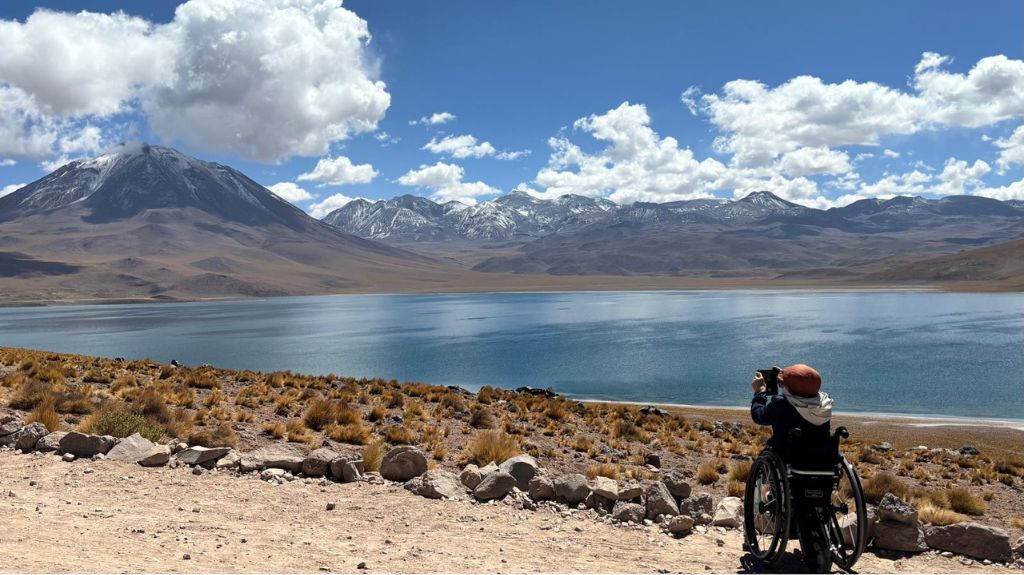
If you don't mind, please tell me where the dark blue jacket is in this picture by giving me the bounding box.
[751,392,832,468]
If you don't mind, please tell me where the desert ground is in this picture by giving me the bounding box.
[0,346,1022,573]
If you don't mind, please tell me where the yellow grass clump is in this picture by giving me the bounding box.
[946,487,986,516]
[467,429,520,466]
[696,463,720,485]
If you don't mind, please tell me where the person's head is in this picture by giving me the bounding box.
[779,364,821,397]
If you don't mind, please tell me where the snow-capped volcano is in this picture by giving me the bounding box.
[0,143,311,229]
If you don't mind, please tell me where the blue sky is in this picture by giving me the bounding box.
[1,0,1022,215]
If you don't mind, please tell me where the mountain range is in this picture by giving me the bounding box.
[1,144,1022,304]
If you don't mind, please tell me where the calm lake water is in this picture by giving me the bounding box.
[2,291,1022,419]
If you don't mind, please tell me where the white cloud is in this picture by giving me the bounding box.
[396,161,499,204]
[38,155,76,173]
[0,1,390,162]
[0,159,14,167]
[777,147,851,177]
[974,177,1024,201]
[266,182,313,204]
[409,111,455,126]
[883,149,900,158]
[496,149,531,160]
[1,182,25,198]
[297,156,378,186]
[993,125,1024,173]
[422,134,496,159]
[308,193,362,219]
[695,52,1024,167]
[932,158,990,196]
[373,131,400,146]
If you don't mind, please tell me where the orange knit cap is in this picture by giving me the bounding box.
[779,364,821,397]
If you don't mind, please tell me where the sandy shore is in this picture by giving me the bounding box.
[0,452,1013,574]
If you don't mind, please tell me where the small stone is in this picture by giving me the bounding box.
[357,562,367,570]
[460,464,483,490]
[84,468,94,474]
[680,492,714,518]
[878,492,918,525]
[182,554,191,560]
[553,473,590,504]
[662,470,692,499]
[711,497,743,528]
[192,466,204,476]
[591,476,619,500]
[528,474,555,501]
[645,481,679,520]
[665,514,695,534]
[326,502,336,511]
[474,471,516,501]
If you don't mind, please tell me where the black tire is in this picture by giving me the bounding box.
[795,508,833,574]
[743,449,791,567]
[828,456,867,570]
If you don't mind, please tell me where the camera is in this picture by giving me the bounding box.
[757,367,781,395]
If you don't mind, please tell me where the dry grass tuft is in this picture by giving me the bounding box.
[727,460,752,483]
[586,463,623,480]
[326,422,370,445]
[946,487,986,516]
[696,463,720,485]
[467,429,520,466]
[862,471,909,504]
[362,437,385,472]
[26,396,60,431]
[917,502,966,526]
[727,480,745,498]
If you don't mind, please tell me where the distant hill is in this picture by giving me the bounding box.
[0,144,466,303]
[862,237,1024,285]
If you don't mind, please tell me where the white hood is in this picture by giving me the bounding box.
[782,388,834,426]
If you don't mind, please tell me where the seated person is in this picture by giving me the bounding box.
[750,364,834,467]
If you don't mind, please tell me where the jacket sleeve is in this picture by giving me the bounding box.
[750,392,773,426]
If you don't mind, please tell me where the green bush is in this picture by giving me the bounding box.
[80,404,164,442]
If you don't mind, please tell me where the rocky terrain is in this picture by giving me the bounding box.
[1,346,1023,572]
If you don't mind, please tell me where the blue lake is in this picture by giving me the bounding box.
[2,291,1022,419]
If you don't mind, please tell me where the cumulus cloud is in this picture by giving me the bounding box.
[974,177,1024,201]
[422,134,496,159]
[0,0,390,162]
[777,147,851,177]
[297,156,378,186]
[694,52,1024,167]
[266,182,313,203]
[932,158,990,196]
[1,182,25,198]
[396,161,499,204]
[409,111,455,126]
[0,159,14,167]
[994,125,1024,173]
[308,193,363,219]
[883,149,900,158]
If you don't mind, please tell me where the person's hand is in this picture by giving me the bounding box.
[752,372,766,394]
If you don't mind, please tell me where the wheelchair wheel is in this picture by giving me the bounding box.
[827,456,867,570]
[743,450,791,566]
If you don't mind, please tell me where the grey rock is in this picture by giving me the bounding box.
[645,481,679,520]
[874,520,927,553]
[215,450,240,469]
[618,480,644,501]
[105,433,155,463]
[679,492,714,518]
[301,448,339,477]
[0,415,22,439]
[666,514,695,534]
[379,446,427,482]
[240,443,307,473]
[528,474,555,501]
[873,442,893,452]
[711,496,742,528]
[405,470,465,500]
[662,470,692,499]
[459,464,483,490]
[261,468,287,480]
[138,445,171,467]
[879,492,918,525]
[838,506,878,548]
[498,454,537,491]
[924,522,1012,562]
[591,476,619,500]
[35,431,67,452]
[644,453,661,468]
[479,462,499,477]
[958,445,980,456]
[587,492,616,513]
[59,432,116,457]
[12,423,49,451]
[62,453,75,462]
[474,470,517,500]
[612,501,645,524]
[1014,535,1024,555]
[176,446,232,468]
[331,456,364,483]
[553,473,590,504]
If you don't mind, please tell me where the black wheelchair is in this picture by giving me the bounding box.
[742,426,867,573]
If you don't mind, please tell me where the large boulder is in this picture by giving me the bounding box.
[838,506,878,548]
[59,432,116,457]
[405,470,465,500]
[662,470,692,499]
[105,433,156,463]
[216,450,241,469]
[528,474,555,501]
[874,520,927,553]
[300,447,339,477]
[591,476,619,500]
[12,423,50,451]
[240,443,307,473]
[0,414,22,440]
[924,522,1012,562]
[612,501,645,524]
[553,473,590,505]
[474,470,517,501]
[330,454,365,483]
[35,431,67,452]
[498,454,538,491]
[177,446,232,468]
[138,445,171,467]
[645,481,679,520]
[379,446,427,482]
[679,492,714,518]
[459,464,483,490]
[711,497,743,528]
[878,492,918,525]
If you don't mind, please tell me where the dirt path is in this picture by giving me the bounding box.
[0,452,1012,574]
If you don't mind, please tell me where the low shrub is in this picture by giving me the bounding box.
[383,425,415,445]
[26,396,60,431]
[696,463,720,485]
[469,408,497,429]
[946,487,986,516]
[326,422,370,445]
[727,460,752,483]
[861,472,909,504]
[467,429,519,466]
[79,403,163,442]
[188,422,237,448]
